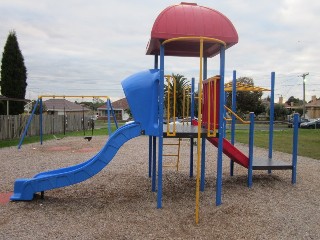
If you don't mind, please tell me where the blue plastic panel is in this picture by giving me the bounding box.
[121,69,160,136]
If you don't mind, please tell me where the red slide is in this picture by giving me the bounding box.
[207,137,249,168]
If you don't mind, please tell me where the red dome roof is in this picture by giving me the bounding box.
[146,2,238,57]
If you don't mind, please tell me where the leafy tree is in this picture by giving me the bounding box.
[0,31,27,114]
[271,103,289,120]
[78,98,105,113]
[164,73,190,118]
[285,96,303,106]
[285,96,303,116]
[226,77,265,117]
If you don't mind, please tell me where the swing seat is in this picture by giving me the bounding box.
[53,135,62,140]
[84,136,92,141]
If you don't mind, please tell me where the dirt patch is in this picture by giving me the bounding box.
[46,146,72,151]
[0,192,12,205]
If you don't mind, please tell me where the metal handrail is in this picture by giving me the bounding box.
[224,105,250,124]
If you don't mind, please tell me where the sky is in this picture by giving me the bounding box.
[0,0,319,103]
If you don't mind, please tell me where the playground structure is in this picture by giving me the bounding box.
[18,95,118,148]
[11,3,299,224]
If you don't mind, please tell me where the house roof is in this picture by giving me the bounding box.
[306,99,320,107]
[43,99,90,112]
[97,98,129,110]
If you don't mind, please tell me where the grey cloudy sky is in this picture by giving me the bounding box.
[0,0,319,102]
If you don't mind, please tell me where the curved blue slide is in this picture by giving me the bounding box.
[11,122,142,201]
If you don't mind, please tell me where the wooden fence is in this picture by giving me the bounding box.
[0,114,92,140]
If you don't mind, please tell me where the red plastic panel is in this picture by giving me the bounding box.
[202,77,220,130]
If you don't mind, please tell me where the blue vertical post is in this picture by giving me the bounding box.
[18,98,40,149]
[190,138,194,178]
[39,98,43,145]
[248,112,255,187]
[200,57,207,190]
[149,54,159,179]
[203,57,207,80]
[152,136,157,191]
[190,77,195,178]
[216,46,225,206]
[107,99,111,135]
[157,45,165,209]
[108,100,118,129]
[230,70,237,176]
[292,113,299,184]
[268,72,275,174]
[148,137,152,178]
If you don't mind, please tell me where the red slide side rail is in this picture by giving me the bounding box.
[207,137,249,168]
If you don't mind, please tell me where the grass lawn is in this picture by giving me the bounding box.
[0,122,122,149]
[1,122,319,160]
[227,128,320,160]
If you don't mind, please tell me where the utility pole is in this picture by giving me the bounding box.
[299,72,309,119]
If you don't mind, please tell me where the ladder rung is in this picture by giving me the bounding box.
[163,143,180,146]
[163,164,178,168]
[163,154,179,157]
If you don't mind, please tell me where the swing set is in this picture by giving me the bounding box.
[17,95,118,149]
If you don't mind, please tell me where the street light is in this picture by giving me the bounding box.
[300,72,309,119]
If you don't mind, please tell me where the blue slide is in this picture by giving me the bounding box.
[11,122,142,201]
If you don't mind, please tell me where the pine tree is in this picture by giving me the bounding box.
[0,30,27,114]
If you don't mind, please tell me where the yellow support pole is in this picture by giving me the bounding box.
[183,88,186,125]
[186,87,190,125]
[195,38,203,224]
[213,79,217,136]
[207,81,211,135]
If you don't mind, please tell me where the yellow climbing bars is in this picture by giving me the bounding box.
[224,82,270,92]
[183,86,191,126]
[163,138,182,171]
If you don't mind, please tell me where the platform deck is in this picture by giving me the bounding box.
[163,124,209,138]
[252,157,293,170]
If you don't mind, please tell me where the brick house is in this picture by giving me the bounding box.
[306,95,320,119]
[97,98,130,121]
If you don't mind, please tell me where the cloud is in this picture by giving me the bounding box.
[0,0,319,102]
